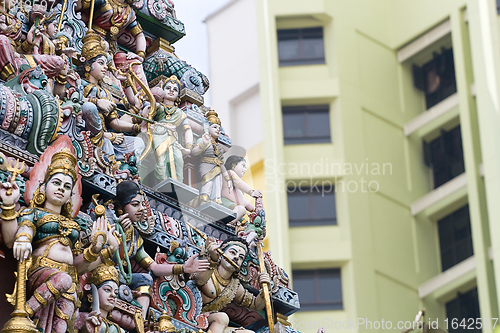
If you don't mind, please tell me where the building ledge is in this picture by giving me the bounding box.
[418,256,476,298]
[411,172,467,216]
[397,20,451,63]
[404,93,459,136]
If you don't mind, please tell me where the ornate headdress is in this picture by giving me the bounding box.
[44,148,78,184]
[164,75,181,89]
[220,237,248,254]
[88,264,119,286]
[81,30,107,61]
[205,110,221,126]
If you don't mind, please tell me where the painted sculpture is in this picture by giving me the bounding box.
[194,237,270,333]
[0,138,117,333]
[0,0,302,331]
[112,180,210,318]
[151,75,193,182]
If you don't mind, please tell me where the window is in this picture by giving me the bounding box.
[293,269,342,311]
[287,185,336,227]
[423,125,465,188]
[282,105,331,145]
[277,27,325,66]
[445,288,481,333]
[438,205,473,272]
[412,47,457,109]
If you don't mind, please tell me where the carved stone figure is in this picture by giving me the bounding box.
[0,137,117,333]
[191,110,231,206]
[194,237,270,333]
[151,75,193,182]
[112,180,210,318]
[222,155,262,226]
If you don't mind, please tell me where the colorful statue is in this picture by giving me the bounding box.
[80,264,124,333]
[0,139,116,333]
[191,110,231,205]
[76,0,147,59]
[112,180,210,318]
[222,155,262,225]
[151,75,193,182]
[78,31,145,162]
[194,237,270,333]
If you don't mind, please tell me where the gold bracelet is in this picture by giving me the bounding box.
[0,204,18,220]
[55,75,67,85]
[89,97,98,104]
[185,143,193,150]
[133,124,141,134]
[15,239,31,243]
[83,247,99,262]
[92,231,108,246]
[136,50,146,59]
[224,175,231,181]
[19,220,36,235]
[173,264,184,275]
[109,133,117,143]
[122,79,131,88]
[15,232,32,242]
[100,247,114,266]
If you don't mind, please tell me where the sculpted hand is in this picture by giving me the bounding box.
[117,213,132,231]
[90,217,107,253]
[26,24,42,45]
[0,175,21,206]
[85,311,102,333]
[13,236,32,262]
[97,99,116,113]
[202,132,210,144]
[206,238,221,262]
[182,253,210,274]
[107,224,119,253]
[259,272,270,286]
[114,133,124,145]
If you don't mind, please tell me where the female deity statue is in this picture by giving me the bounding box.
[78,31,146,162]
[151,75,193,182]
[221,155,262,225]
[80,264,124,333]
[0,138,117,333]
[112,180,210,318]
[191,110,232,206]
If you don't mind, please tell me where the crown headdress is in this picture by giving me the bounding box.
[205,110,221,126]
[164,75,181,89]
[81,30,107,61]
[88,264,119,286]
[44,148,78,183]
[221,240,248,254]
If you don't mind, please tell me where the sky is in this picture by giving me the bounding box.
[171,0,234,106]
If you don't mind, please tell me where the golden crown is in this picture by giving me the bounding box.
[206,110,221,126]
[44,148,78,183]
[81,30,107,61]
[164,75,181,89]
[88,264,119,286]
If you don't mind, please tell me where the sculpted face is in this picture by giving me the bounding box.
[163,81,179,104]
[98,281,118,312]
[90,56,107,81]
[47,21,58,38]
[167,247,186,264]
[221,244,246,272]
[44,173,73,208]
[232,160,247,178]
[124,193,144,223]
[209,124,220,139]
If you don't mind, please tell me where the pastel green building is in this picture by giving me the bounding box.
[207,0,500,332]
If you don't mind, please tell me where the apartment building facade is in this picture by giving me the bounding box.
[207,0,500,332]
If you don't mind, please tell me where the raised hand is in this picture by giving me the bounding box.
[117,213,132,231]
[182,253,210,274]
[0,175,20,207]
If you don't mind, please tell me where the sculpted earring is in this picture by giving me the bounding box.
[34,188,46,206]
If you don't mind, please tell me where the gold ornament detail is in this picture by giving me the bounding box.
[205,110,221,126]
[81,30,107,61]
[87,264,119,286]
[44,148,78,183]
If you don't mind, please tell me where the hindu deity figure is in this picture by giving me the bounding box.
[80,264,124,333]
[0,1,67,81]
[112,180,210,318]
[194,237,270,333]
[78,30,146,162]
[191,110,231,205]
[151,75,193,182]
[0,140,117,333]
[222,155,262,225]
